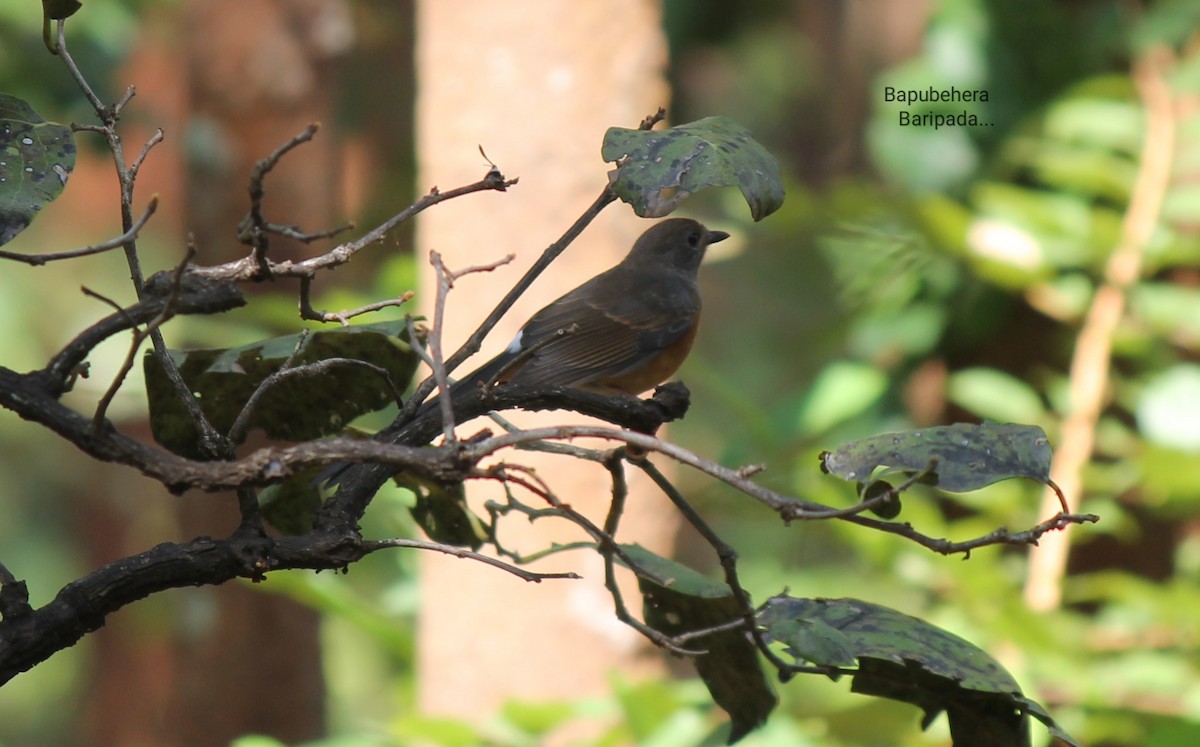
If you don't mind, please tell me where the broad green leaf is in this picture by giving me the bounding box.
[759,596,1021,692]
[625,544,775,743]
[1162,185,1200,227]
[145,321,419,458]
[620,543,731,599]
[867,112,980,193]
[0,94,75,246]
[1133,0,1200,50]
[1025,142,1137,204]
[819,422,1056,495]
[796,360,889,435]
[759,595,1077,745]
[499,700,576,738]
[947,368,1046,424]
[1136,364,1200,452]
[1042,98,1143,155]
[1129,282,1200,344]
[601,116,784,221]
[764,617,856,669]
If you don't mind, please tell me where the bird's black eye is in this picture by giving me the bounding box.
[687,231,701,247]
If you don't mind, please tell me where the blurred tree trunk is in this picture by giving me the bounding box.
[414,0,676,735]
[81,2,355,745]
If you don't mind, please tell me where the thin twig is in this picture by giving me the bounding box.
[0,197,159,266]
[272,221,357,243]
[848,510,1099,559]
[59,19,149,295]
[479,462,699,653]
[227,331,311,444]
[146,250,232,457]
[427,251,516,441]
[596,454,703,654]
[60,20,198,475]
[228,354,407,444]
[361,537,580,582]
[297,276,415,325]
[238,123,322,276]
[55,21,106,116]
[637,457,795,671]
[112,85,136,118]
[461,425,1099,553]
[90,251,194,431]
[80,286,129,315]
[189,168,517,282]
[428,251,459,443]
[128,129,164,183]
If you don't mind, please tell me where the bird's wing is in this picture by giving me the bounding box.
[506,276,697,389]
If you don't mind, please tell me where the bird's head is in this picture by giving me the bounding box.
[626,218,729,275]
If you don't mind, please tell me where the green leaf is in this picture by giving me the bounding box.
[1042,98,1143,155]
[601,116,784,221]
[760,596,1077,745]
[624,544,775,743]
[499,700,576,737]
[0,94,75,246]
[620,543,732,599]
[259,474,323,535]
[403,476,488,550]
[795,360,889,435]
[42,0,82,21]
[1016,696,1082,747]
[766,617,857,669]
[1129,282,1200,343]
[1136,364,1200,452]
[819,422,1056,495]
[144,321,420,459]
[947,368,1046,423]
[759,596,1021,692]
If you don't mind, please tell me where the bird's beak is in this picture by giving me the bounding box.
[707,230,730,244]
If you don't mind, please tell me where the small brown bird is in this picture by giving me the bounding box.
[319,218,727,485]
[453,217,728,396]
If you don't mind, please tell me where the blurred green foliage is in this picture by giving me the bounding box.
[5,0,1200,745]
[664,0,1200,745]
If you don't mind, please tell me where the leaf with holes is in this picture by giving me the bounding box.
[819,422,1059,497]
[602,116,784,221]
[0,94,75,246]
